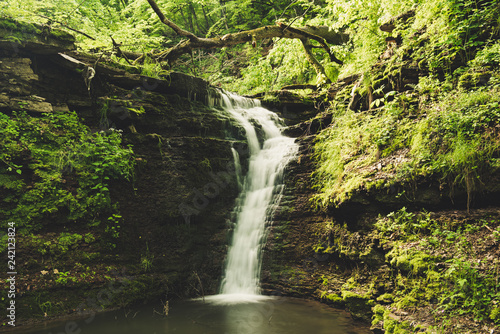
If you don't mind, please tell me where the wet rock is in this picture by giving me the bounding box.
[0,18,75,55]
[9,97,53,113]
[0,17,244,323]
[341,291,374,321]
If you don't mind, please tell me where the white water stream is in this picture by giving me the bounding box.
[207,91,298,303]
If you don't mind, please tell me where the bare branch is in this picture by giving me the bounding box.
[35,13,95,40]
[146,0,198,41]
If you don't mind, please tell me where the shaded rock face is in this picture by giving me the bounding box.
[260,21,500,331]
[0,21,246,315]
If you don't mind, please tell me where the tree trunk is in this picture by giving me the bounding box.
[189,3,203,35]
[301,39,330,84]
[201,5,213,32]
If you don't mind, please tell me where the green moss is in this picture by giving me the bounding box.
[342,290,371,301]
[341,290,375,321]
[490,306,500,323]
[385,319,411,334]
[422,270,443,302]
[0,19,18,31]
[387,247,433,275]
[320,292,344,306]
[372,303,422,333]
[373,306,416,334]
[394,295,418,308]
[0,17,75,45]
[457,71,491,90]
[48,28,76,42]
[376,293,394,304]
[371,304,386,326]
[0,18,38,34]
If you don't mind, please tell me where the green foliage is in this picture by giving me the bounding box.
[373,210,500,327]
[320,291,344,305]
[390,0,500,75]
[57,233,83,253]
[83,233,96,244]
[2,0,166,53]
[312,102,414,207]
[0,111,134,232]
[54,270,77,285]
[375,208,439,241]
[25,232,85,258]
[470,41,500,67]
[491,306,500,323]
[4,0,499,94]
[231,39,318,94]
[324,0,394,76]
[387,246,434,275]
[437,258,500,321]
[313,77,500,208]
[105,214,122,242]
[140,242,154,272]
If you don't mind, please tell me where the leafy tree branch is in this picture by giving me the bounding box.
[145,0,348,82]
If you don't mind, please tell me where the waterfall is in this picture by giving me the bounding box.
[209,91,298,303]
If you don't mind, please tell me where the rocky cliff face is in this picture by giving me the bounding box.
[1,19,246,325]
[262,13,500,333]
[263,107,500,333]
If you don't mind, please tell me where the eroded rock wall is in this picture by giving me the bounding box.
[0,20,244,325]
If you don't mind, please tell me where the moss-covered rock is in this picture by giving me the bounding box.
[386,247,434,275]
[341,290,375,321]
[0,17,75,54]
[457,71,492,90]
[376,293,394,304]
[320,291,345,307]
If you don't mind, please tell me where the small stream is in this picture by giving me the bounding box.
[18,298,371,334]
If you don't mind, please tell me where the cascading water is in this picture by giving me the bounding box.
[208,91,298,303]
[29,90,371,334]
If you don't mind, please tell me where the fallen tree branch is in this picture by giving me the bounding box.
[278,23,343,65]
[111,36,132,65]
[146,0,198,41]
[35,13,95,40]
[301,39,331,84]
[145,0,348,79]
[281,84,318,90]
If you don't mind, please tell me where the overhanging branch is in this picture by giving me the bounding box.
[145,0,348,79]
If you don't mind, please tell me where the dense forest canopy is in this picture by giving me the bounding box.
[2,0,498,93]
[2,0,499,94]
[0,0,408,92]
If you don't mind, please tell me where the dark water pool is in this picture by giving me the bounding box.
[15,297,371,334]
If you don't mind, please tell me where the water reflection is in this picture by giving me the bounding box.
[15,297,370,334]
